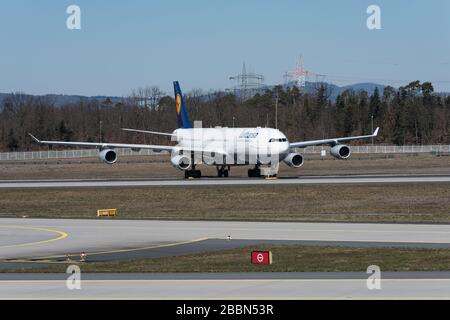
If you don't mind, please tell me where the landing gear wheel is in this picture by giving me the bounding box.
[248,167,261,177]
[185,170,202,179]
[217,166,230,178]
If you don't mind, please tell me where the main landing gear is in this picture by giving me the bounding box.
[184,166,202,179]
[248,165,278,178]
[247,166,261,177]
[217,166,230,178]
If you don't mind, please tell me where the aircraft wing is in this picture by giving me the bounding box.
[289,127,379,148]
[121,128,176,137]
[28,133,176,151]
[28,133,226,155]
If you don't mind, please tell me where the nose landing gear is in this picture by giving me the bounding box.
[217,166,230,178]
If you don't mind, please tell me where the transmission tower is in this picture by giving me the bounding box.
[227,62,265,99]
[284,54,325,89]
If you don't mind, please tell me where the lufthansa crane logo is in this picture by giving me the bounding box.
[176,94,181,115]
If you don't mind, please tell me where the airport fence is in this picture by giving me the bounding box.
[301,144,450,154]
[0,144,449,161]
[0,148,167,161]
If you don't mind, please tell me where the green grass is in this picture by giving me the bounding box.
[7,244,450,273]
[0,183,449,223]
[1,153,448,180]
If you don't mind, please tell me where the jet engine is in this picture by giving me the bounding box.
[330,144,351,159]
[283,153,304,168]
[99,149,117,164]
[171,154,192,170]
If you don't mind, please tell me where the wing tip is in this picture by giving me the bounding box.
[373,127,379,136]
[28,133,40,143]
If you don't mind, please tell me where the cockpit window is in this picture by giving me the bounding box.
[269,138,287,142]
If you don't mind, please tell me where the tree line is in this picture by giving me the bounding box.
[0,81,449,151]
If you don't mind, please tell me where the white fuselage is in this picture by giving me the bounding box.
[170,127,290,166]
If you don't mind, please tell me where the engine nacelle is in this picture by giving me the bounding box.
[330,144,351,159]
[99,149,117,164]
[170,154,192,170]
[283,153,304,168]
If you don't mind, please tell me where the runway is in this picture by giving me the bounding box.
[0,174,449,188]
[3,218,450,262]
[1,274,450,299]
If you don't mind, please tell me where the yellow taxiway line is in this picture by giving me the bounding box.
[1,237,209,263]
[0,225,68,249]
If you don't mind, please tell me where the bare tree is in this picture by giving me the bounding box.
[130,86,164,109]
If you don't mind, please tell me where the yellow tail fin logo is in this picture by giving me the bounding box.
[176,94,181,115]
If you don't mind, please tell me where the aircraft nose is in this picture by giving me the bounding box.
[277,142,289,158]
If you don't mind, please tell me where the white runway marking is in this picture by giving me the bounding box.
[1,278,450,299]
[0,174,449,188]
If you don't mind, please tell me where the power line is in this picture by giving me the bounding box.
[325,75,450,84]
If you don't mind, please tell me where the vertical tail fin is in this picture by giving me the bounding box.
[173,81,192,129]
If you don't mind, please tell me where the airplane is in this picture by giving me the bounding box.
[29,81,379,178]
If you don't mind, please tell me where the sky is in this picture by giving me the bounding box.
[0,0,449,96]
